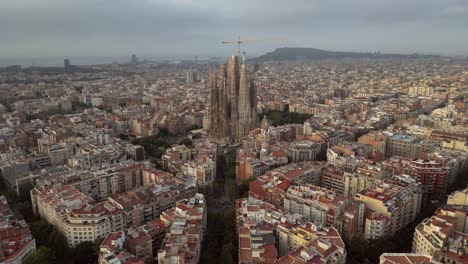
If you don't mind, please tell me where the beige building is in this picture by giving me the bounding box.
[386,134,435,159]
[31,182,193,248]
[412,212,456,256]
[441,139,468,152]
[31,184,126,247]
[357,178,423,238]
[343,165,388,197]
[358,131,388,155]
[408,85,434,97]
[447,188,468,206]
[365,213,390,240]
[412,205,468,264]
[277,224,347,264]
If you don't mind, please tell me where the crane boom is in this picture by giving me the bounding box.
[222,36,281,56]
[222,36,244,55]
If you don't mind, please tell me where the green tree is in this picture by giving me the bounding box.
[200,211,225,263]
[47,229,69,259]
[260,110,312,126]
[221,242,235,264]
[70,241,99,264]
[212,180,224,196]
[238,178,255,198]
[222,208,237,262]
[347,234,369,259]
[94,238,104,252]
[29,220,70,259]
[24,246,58,264]
[158,127,169,137]
[227,179,238,200]
[198,186,211,197]
[18,201,36,222]
[179,137,194,148]
[30,220,54,246]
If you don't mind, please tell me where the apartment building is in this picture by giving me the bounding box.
[406,159,447,194]
[158,194,206,264]
[161,145,192,173]
[276,224,347,264]
[284,185,365,240]
[127,219,168,264]
[412,211,457,256]
[320,164,345,196]
[39,161,148,201]
[0,196,36,264]
[126,228,152,264]
[278,162,326,185]
[383,156,449,196]
[356,177,423,238]
[31,182,195,247]
[236,157,270,183]
[412,189,468,264]
[238,226,277,264]
[365,213,390,240]
[235,198,282,263]
[343,164,388,197]
[358,131,388,155]
[249,173,291,208]
[235,196,349,264]
[99,231,144,264]
[287,141,323,163]
[379,253,438,264]
[386,134,435,159]
[31,184,123,247]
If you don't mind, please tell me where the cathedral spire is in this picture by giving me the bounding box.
[206,55,257,143]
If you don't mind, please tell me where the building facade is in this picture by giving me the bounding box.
[205,55,257,142]
[357,177,423,238]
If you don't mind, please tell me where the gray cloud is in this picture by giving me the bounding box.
[1,0,468,61]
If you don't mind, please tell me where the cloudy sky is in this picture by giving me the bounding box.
[1,0,468,62]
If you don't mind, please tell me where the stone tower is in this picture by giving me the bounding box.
[206,55,257,142]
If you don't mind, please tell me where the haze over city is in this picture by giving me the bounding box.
[2,0,468,66]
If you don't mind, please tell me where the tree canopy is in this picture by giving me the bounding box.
[260,110,311,126]
[24,246,58,264]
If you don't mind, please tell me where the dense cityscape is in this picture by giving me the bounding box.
[0,51,467,264]
[1,1,468,264]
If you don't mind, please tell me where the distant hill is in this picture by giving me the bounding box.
[250,47,440,62]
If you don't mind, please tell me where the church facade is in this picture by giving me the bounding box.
[205,56,257,142]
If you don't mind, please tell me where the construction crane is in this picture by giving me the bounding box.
[222,36,281,56]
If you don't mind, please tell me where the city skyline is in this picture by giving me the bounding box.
[2,0,468,60]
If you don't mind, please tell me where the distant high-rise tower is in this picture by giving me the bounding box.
[205,55,257,142]
[131,54,138,64]
[64,59,71,69]
[186,70,197,84]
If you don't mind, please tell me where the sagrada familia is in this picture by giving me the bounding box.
[205,55,258,143]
